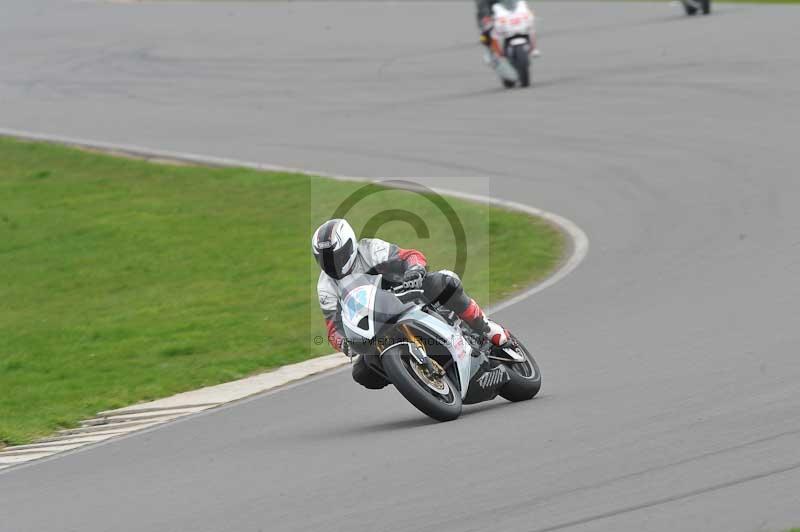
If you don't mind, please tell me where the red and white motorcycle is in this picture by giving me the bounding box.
[485,0,538,88]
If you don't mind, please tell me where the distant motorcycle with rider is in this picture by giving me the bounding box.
[475,0,710,89]
[477,0,539,88]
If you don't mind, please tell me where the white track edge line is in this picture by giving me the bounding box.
[0,363,348,473]
[0,127,589,471]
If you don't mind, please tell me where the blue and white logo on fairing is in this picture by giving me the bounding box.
[342,284,376,338]
[343,285,369,323]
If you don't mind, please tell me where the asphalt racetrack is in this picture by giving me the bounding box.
[2,1,800,531]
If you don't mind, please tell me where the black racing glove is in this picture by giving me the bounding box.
[340,338,351,358]
[402,265,426,289]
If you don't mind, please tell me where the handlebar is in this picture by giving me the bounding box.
[391,278,423,294]
[390,283,425,304]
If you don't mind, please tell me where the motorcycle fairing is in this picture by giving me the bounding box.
[398,309,475,399]
[341,275,380,340]
[492,0,534,38]
[463,363,510,405]
[340,274,414,345]
[340,273,494,401]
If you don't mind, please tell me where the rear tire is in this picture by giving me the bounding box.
[382,346,462,422]
[701,0,711,15]
[509,45,530,88]
[682,1,698,15]
[503,79,516,89]
[497,334,542,402]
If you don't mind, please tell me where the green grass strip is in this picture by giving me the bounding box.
[0,137,564,445]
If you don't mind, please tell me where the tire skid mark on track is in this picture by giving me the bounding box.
[531,460,800,532]
[455,426,800,527]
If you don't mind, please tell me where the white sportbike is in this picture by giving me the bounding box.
[340,273,541,422]
[486,0,537,88]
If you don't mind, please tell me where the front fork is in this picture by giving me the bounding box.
[399,324,440,376]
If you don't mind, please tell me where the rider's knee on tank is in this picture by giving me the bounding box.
[421,270,470,314]
[352,355,389,390]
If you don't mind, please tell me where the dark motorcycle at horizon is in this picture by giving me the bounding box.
[680,0,711,16]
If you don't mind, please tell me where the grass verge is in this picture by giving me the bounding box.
[0,137,564,445]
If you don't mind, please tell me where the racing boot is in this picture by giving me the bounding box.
[459,299,510,347]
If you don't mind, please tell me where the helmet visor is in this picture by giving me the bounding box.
[314,238,354,279]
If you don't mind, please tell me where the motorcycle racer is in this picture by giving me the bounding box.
[312,219,511,389]
[476,0,540,58]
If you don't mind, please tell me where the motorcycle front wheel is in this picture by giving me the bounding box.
[382,345,462,422]
[509,45,531,87]
[497,334,542,402]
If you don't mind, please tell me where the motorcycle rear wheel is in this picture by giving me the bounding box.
[497,334,542,402]
[382,346,462,422]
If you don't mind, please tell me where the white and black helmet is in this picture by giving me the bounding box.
[312,219,358,279]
